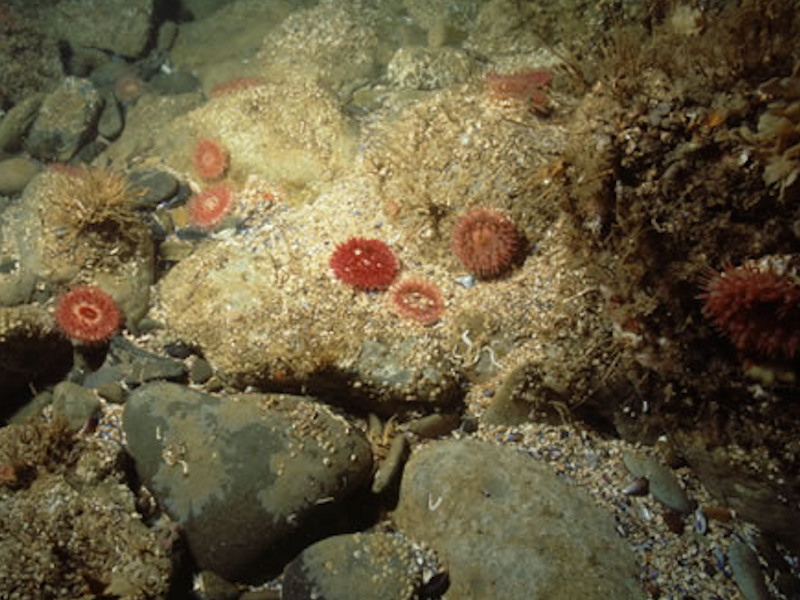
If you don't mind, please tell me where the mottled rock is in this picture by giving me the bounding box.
[157,184,461,414]
[387,46,478,90]
[24,77,104,162]
[123,382,373,581]
[97,96,124,140]
[393,439,646,600]
[44,0,156,58]
[282,532,433,600]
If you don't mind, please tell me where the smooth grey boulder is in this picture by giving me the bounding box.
[392,439,646,600]
[123,382,373,581]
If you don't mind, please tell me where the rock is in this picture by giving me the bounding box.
[392,439,646,600]
[44,0,156,58]
[728,540,771,600]
[52,381,100,433]
[0,94,44,152]
[675,430,800,555]
[24,77,104,162]
[97,96,124,140]
[282,532,435,600]
[623,451,694,514]
[157,189,461,414]
[83,337,188,389]
[122,382,373,581]
[0,157,41,195]
[127,169,180,209]
[387,47,478,90]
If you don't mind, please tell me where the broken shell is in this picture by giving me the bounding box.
[622,476,649,496]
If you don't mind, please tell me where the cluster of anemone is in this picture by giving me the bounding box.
[188,137,234,230]
[329,207,522,325]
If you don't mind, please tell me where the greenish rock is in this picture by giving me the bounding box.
[24,77,104,162]
[123,382,373,581]
[189,357,214,385]
[393,439,646,600]
[97,96,124,140]
[729,540,770,600]
[53,381,100,432]
[623,451,695,514]
[282,533,430,600]
[0,94,44,152]
[0,157,41,196]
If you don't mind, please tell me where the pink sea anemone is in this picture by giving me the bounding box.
[187,184,234,230]
[193,138,229,181]
[451,207,519,279]
[55,285,121,344]
[390,278,445,325]
[701,258,800,359]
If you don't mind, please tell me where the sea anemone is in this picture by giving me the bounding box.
[390,278,445,325]
[193,138,229,181]
[55,285,121,344]
[451,207,519,279]
[187,184,234,230]
[329,238,399,290]
[701,256,800,359]
[485,68,553,110]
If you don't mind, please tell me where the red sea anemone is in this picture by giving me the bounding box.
[390,278,445,325]
[187,184,234,230]
[55,285,121,344]
[451,207,519,279]
[701,257,800,359]
[193,138,229,181]
[329,238,399,290]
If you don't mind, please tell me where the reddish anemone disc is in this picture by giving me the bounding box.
[390,278,445,325]
[55,285,121,344]
[187,184,234,230]
[451,207,519,279]
[329,237,399,290]
[701,260,800,358]
[193,138,229,181]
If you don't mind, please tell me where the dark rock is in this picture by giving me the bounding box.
[282,532,431,600]
[128,169,180,209]
[0,94,44,152]
[149,71,201,96]
[83,337,188,389]
[97,96,124,140]
[122,382,373,581]
[392,439,646,600]
[189,357,214,385]
[24,77,104,162]
[44,0,156,58]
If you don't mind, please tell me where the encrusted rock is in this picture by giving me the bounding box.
[123,382,373,581]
